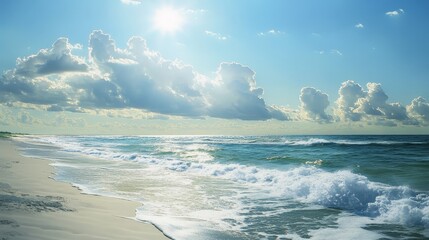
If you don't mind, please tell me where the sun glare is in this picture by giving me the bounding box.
[153,6,185,33]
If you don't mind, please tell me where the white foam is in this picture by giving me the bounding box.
[18,135,429,239]
[286,138,331,146]
[308,214,383,240]
[370,193,429,227]
[39,135,429,228]
[283,138,426,146]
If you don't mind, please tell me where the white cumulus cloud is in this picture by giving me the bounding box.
[208,63,274,120]
[335,80,365,121]
[386,8,405,16]
[0,37,88,106]
[0,30,290,121]
[299,87,332,122]
[2,30,426,127]
[335,81,417,126]
[15,37,87,77]
[407,97,429,125]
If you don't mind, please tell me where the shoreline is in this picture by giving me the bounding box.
[0,138,171,240]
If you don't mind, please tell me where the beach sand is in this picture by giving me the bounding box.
[0,139,170,240]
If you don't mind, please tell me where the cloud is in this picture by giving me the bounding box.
[185,9,207,15]
[89,30,119,64]
[317,49,343,56]
[94,108,170,120]
[88,31,290,120]
[354,83,389,116]
[0,30,289,121]
[4,30,426,127]
[0,105,12,126]
[330,49,343,56]
[53,114,86,127]
[88,31,208,116]
[407,97,429,124]
[335,81,417,126]
[258,29,285,36]
[299,87,332,122]
[355,23,364,29]
[17,111,38,125]
[0,37,90,106]
[335,80,365,121]
[207,63,286,120]
[386,8,405,16]
[120,0,141,5]
[267,105,294,121]
[205,31,228,40]
[380,102,410,122]
[0,71,70,106]
[14,37,87,77]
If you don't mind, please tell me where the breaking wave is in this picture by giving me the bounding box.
[15,135,429,239]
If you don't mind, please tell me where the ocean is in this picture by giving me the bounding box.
[15,135,429,239]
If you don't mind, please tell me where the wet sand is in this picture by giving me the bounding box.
[0,139,170,240]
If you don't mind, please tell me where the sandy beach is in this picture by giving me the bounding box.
[0,138,170,240]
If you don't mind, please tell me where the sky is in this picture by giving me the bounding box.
[1,0,429,135]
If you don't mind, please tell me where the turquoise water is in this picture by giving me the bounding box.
[16,135,429,239]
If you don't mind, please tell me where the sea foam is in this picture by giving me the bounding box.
[15,135,429,239]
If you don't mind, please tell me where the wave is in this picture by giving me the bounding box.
[273,168,429,227]
[26,135,428,148]
[284,138,429,147]
[17,135,429,229]
[190,163,429,228]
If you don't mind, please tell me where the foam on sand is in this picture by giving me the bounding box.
[0,139,170,240]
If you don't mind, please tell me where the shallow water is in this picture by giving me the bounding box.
[16,135,429,239]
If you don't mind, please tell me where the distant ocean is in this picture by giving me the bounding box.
[15,135,429,239]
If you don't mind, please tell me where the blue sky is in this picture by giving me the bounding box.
[1,0,429,134]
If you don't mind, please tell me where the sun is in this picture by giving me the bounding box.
[153,6,185,33]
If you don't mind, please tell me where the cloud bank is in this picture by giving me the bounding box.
[0,30,288,121]
[1,31,427,127]
[335,80,424,126]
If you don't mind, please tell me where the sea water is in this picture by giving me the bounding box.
[15,135,429,239]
